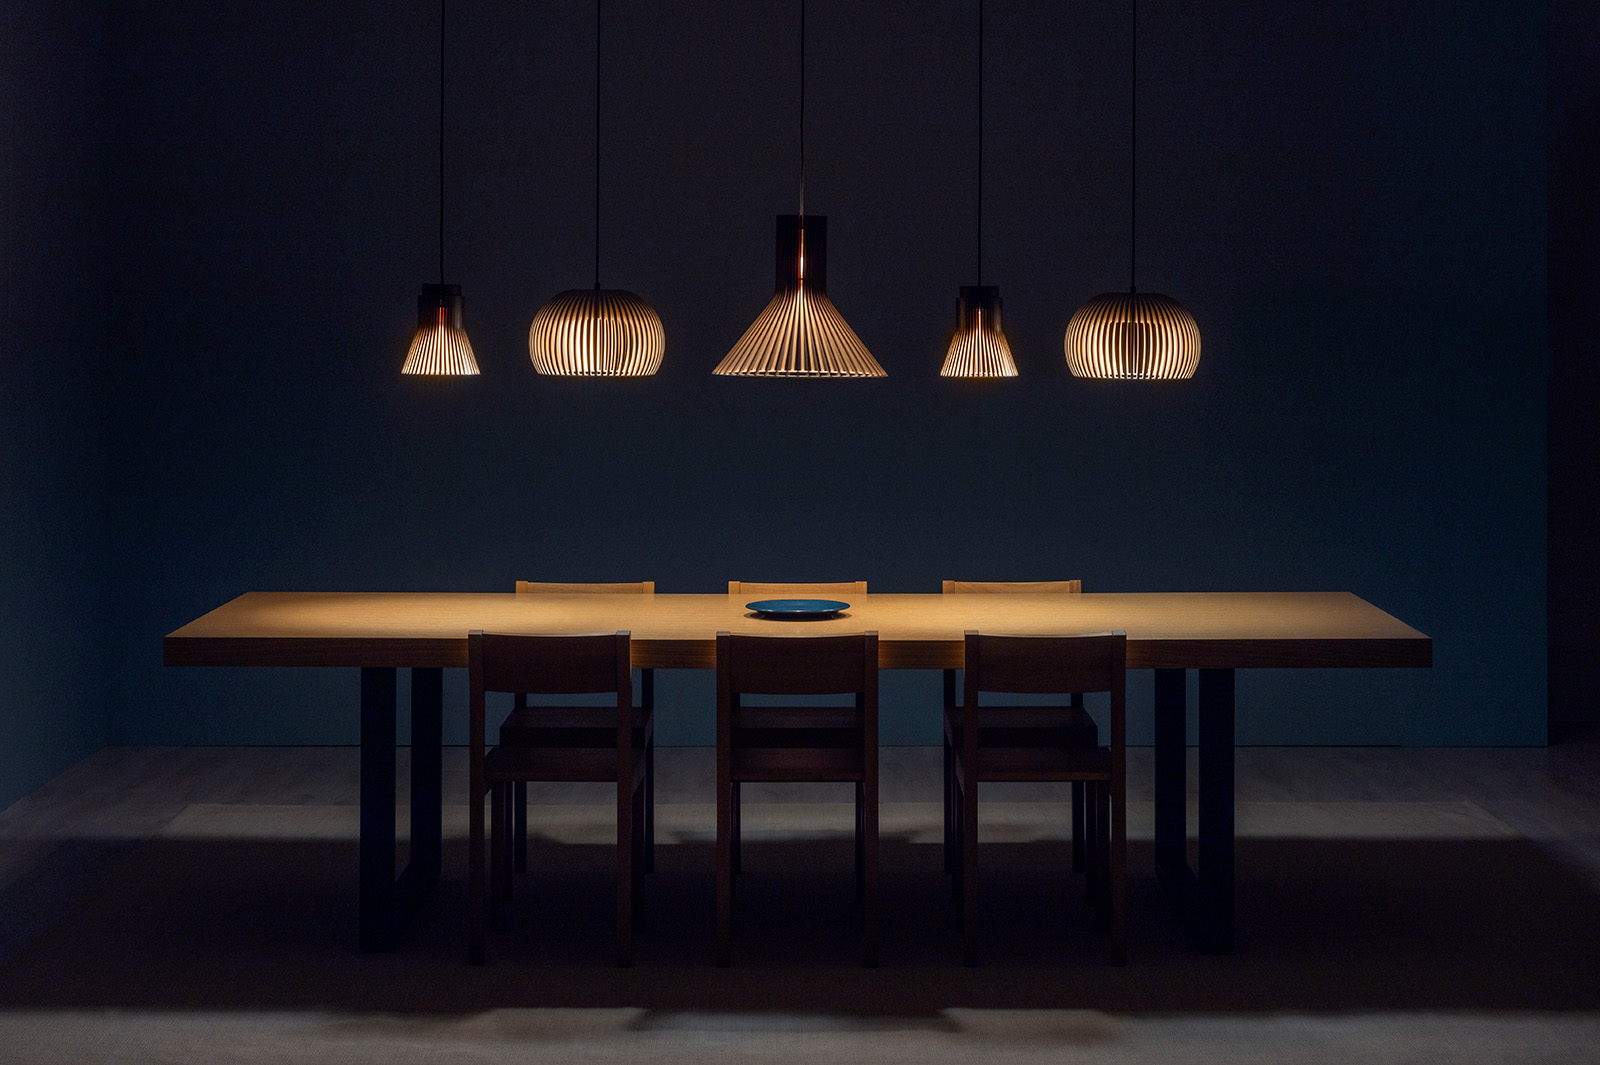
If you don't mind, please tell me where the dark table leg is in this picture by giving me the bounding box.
[1152,666,1236,953]
[359,667,398,951]
[359,666,445,952]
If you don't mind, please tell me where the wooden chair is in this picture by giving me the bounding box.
[941,580,1096,878]
[467,630,649,967]
[728,580,868,597]
[507,581,655,874]
[949,630,1127,965]
[715,630,879,967]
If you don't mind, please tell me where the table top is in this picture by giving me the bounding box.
[164,591,1431,671]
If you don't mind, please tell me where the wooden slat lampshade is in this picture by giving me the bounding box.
[1064,291,1200,380]
[714,215,886,378]
[402,283,480,376]
[941,285,1017,378]
[528,288,665,377]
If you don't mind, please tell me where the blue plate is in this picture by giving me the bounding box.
[746,598,850,619]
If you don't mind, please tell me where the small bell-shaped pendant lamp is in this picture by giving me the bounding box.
[402,0,479,376]
[1064,0,1199,380]
[941,0,1016,378]
[529,0,664,377]
[714,0,884,378]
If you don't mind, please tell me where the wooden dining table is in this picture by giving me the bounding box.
[164,590,1432,954]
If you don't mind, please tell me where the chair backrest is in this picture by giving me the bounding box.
[515,581,655,594]
[963,631,1126,697]
[942,579,1082,594]
[716,631,878,697]
[728,580,867,597]
[470,630,631,697]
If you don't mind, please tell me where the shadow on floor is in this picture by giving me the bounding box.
[1,827,1597,1015]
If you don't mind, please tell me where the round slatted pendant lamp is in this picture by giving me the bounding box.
[1064,291,1199,379]
[402,0,479,376]
[1064,0,1199,380]
[529,0,663,377]
[529,288,663,376]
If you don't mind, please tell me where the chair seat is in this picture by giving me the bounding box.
[956,744,1112,783]
[500,704,652,748]
[730,746,866,783]
[484,745,647,785]
[944,704,1098,748]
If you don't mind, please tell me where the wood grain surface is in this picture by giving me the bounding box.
[165,592,1431,671]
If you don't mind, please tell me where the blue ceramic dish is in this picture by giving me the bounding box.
[746,599,850,619]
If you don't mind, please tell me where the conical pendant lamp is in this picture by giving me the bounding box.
[529,0,664,377]
[402,0,479,376]
[941,0,1016,379]
[714,0,884,378]
[1064,0,1199,380]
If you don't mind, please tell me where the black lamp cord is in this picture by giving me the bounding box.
[976,0,983,287]
[799,0,806,220]
[1129,0,1137,294]
[437,0,446,286]
[594,0,603,289]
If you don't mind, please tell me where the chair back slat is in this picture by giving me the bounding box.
[515,581,654,594]
[473,631,629,695]
[943,579,1081,595]
[728,580,867,598]
[965,631,1125,695]
[718,632,877,695]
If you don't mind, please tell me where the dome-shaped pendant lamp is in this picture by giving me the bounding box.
[1064,0,1199,380]
[714,0,884,378]
[402,0,479,376]
[941,0,1016,379]
[529,0,663,377]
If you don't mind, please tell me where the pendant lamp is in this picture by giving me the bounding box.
[529,0,664,377]
[941,0,1016,378]
[402,0,479,376]
[714,0,884,378]
[1064,0,1199,380]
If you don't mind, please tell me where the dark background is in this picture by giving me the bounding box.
[3,0,1583,809]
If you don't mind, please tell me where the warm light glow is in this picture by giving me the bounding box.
[402,284,480,375]
[1064,291,1200,380]
[528,289,664,376]
[715,215,886,378]
[941,285,1017,378]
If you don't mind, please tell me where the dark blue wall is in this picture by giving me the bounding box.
[0,3,111,810]
[2,2,1554,805]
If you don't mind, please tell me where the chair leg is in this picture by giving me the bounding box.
[500,784,517,903]
[489,782,506,931]
[961,775,979,966]
[469,787,486,966]
[644,736,656,873]
[632,777,647,923]
[1071,781,1086,873]
[1109,782,1126,966]
[1094,782,1112,932]
[716,774,733,967]
[942,737,954,874]
[731,781,742,875]
[854,781,865,902]
[1083,783,1101,902]
[616,778,634,967]
[949,772,964,905]
[862,775,879,968]
[513,780,528,873]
